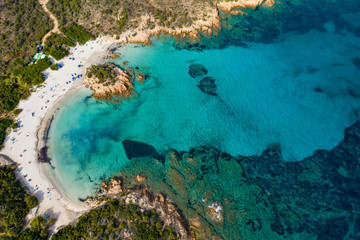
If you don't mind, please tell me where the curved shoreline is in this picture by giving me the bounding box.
[0,39,115,232]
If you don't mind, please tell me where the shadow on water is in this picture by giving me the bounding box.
[122,139,165,163]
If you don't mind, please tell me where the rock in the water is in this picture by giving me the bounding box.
[198,76,217,96]
[136,174,147,183]
[189,64,208,78]
[125,67,135,78]
[122,140,164,162]
[352,57,360,70]
[190,216,202,229]
[84,63,135,102]
[135,71,146,84]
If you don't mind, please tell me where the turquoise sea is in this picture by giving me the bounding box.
[47,3,360,239]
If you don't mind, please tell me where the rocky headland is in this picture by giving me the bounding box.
[86,177,190,239]
[84,63,136,102]
[100,0,276,46]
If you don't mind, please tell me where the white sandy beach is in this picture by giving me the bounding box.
[0,38,116,232]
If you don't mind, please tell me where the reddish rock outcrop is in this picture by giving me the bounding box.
[84,63,136,102]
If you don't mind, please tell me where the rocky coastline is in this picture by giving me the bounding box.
[105,121,360,240]
[86,177,190,240]
[101,0,275,47]
[84,63,136,102]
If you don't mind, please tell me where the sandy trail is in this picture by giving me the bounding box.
[39,0,62,45]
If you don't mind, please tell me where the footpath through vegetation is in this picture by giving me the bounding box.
[38,0,63,46]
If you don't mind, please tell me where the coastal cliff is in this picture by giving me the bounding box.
[84,63,136,102]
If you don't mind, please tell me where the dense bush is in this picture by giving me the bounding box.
[86,64,117,84]
[52,199,178,240]
[13,58,52,85]
[50,64,59,71]
[25,195,39,209]
[47,0,198,37]
[44,33,75,49]
[61,23,94,45]
[43,33,75,60]
[0,0,52,77]
[0,166,36,237]
[0,119,13,147]
[13,109,22,116]
[0,82,22,113]
[48,46,69,60]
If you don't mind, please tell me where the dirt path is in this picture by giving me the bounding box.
[39,0,62,45]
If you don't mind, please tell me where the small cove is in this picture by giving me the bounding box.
[46,25,360,202]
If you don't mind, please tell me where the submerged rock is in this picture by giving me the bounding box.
[114,121,360,240]
[135,174,147,183]
[135,70,146,84]
[198,76,217,96]
[189,64,208,78]
[122,139,163,162]
[352,57,360,70]
[125,67,135,78]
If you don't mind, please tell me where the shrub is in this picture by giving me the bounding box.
[25,195,39,209]
[13,109,22,115]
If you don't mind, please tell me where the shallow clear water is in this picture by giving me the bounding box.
[47,22,360,201]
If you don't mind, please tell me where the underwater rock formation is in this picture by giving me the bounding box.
[122,140,164,162]
[198,77,217,96]
[135,70,146,84]
[352,57,360,70]
[115,121,360,239]
[175,0,360,51]
[189,64,208,78]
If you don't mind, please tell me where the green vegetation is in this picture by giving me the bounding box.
[0,0,52,76]
[13,58,52,86]
[52,199,178,240]
[0,165,53,239]
[0,165,38,237]
[0,119,13,148]
[0,166,179,239]
[25,195,39,209]
[61,23,94,45]
[17,216,50,239]
[0,81,25,114]
[44,33,76,49]
[13,109,22,116]
[118,9,130,31]
[0,55,51,115]
[43,33,75,60]
[50,64,59,71]
[47,0,208,37]
[86,64,117,84]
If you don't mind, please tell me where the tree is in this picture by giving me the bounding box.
[25,195,38,209]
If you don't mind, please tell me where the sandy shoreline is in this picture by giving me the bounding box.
[0,38,115,232]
